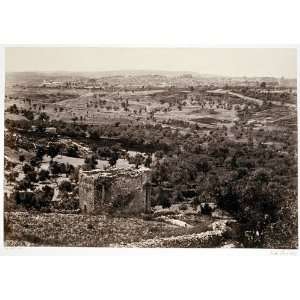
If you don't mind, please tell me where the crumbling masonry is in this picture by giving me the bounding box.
[78,167,152,214]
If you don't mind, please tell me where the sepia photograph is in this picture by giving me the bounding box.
[3,47,298,249]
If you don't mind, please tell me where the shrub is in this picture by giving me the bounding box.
[179,203,188,211]
[24,171,38,183]
[17,178,32,190]
[59,180,73,193]
[87,223,94,230]
[14,185,53,211]
[83,154,98,170]
[200,203,212,215]
[38,169,50,181]
[22,163,34,174]
[47,142,60,160]
[66,144,79,157]
[157,188,172,209]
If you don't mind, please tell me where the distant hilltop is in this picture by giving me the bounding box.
[6,69,296,79]
[5,70,297,88]
[6,69,202,78]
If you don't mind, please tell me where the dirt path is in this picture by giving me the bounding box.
[208,89,296,108]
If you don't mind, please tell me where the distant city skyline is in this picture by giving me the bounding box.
[5,47,297,78]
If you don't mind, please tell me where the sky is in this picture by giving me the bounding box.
[5,47,297,78]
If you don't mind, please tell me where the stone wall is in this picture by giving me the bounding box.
[111,172,146,213]
[120,230,226,248]
[78,167,151,214]
[78,172,96,214]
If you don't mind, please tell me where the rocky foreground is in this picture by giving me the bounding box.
[4,211,240,248]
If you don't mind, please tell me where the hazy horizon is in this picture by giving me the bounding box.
[5,47,298,78]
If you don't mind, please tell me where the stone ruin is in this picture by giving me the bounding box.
[78,167,152,214]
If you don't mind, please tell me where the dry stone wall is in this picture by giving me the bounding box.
[78,173,95,214]
[78,167,151,214]
[119,230,225,248]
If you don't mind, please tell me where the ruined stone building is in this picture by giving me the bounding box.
[78,167,152,214]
